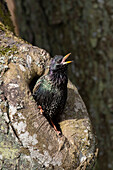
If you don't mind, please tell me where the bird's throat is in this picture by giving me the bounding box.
[49,70,68,87]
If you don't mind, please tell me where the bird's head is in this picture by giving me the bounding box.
[49,53,72,72]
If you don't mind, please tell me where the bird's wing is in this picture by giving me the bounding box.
[33,78,43,95]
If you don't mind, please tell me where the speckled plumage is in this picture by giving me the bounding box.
[33,54,71,121]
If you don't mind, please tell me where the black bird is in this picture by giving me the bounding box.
[33,53,72,134]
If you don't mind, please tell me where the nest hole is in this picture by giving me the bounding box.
[29,74,40,93]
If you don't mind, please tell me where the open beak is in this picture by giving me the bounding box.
[62,53,73,64]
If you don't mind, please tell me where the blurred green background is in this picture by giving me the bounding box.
[8,0,113,169]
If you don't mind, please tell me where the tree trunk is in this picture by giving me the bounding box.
[13,0,113,169]
[0,0,14,32]
[0,2,97,169]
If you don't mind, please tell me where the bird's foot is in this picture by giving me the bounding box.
[56,130,62,135]
[38,105,44,114]
[50,119,61,135]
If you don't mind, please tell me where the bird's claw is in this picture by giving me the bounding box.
[56,130,62,136]
[50,119,61,135]
[38,105,44,114]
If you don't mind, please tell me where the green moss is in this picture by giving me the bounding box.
[0,45,18,55]
[0,23,5,31]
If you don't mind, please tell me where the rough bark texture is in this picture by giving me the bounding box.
[0,22,97,169]
[13,0,113,169]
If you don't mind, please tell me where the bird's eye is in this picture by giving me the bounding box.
[57,59,62,64]
[57,61,60,64]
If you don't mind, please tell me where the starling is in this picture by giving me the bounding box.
[33,53,72,134]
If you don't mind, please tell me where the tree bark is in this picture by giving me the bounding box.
[0,20,97,170]
[13,0,113,169]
